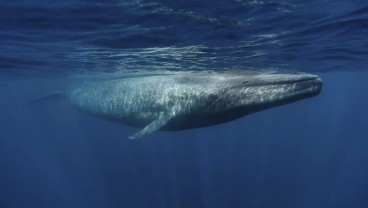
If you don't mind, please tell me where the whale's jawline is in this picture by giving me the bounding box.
[160,78,322,131]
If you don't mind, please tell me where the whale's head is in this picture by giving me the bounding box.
[214,72,322,117]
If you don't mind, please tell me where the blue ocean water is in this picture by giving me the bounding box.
[0,0,368,208]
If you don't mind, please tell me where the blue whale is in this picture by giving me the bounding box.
[28,71,322,139]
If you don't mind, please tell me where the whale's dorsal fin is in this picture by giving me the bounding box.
[25,92,65,105]
[128,113,174,139]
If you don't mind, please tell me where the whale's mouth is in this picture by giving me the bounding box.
[274,76,320,85]
[283,75,322,96]
[292,76,322,96]
[275,75,323,100]
[243,74,322,97]
[241,73,323,104]
[244,74,321,86]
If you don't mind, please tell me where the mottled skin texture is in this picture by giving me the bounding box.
[67,72,322,138]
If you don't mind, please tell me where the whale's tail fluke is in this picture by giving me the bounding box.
[24,92,65,106]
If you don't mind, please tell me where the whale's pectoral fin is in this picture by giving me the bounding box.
[128,113,174,140]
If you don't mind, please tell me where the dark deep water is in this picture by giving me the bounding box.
[1,0,368,208]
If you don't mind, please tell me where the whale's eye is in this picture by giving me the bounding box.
[207,94,220,107]
[208,94,218,101]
